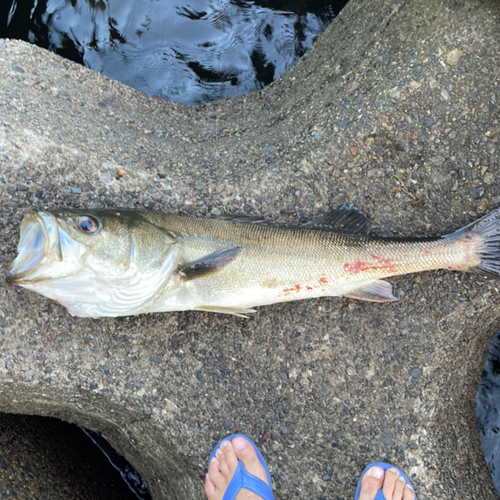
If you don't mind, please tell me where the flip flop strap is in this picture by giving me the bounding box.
[222,461,275,500]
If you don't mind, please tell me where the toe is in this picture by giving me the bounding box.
[393,475,406,500]
[403,484,415,500]
[221,439,239,474]
[358,466,384,500]
[217,455,230,478]
[208,457,226,489]
[232,436,269,486]
[382,467,400,499]
[215,445,231,477]
[204,473,217,499]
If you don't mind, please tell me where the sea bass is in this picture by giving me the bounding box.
[6,206,500,318]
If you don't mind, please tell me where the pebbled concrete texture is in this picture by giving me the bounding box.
[0,0,499,498]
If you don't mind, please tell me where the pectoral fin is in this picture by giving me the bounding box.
[193,305,256,318]
[344,280,398,302]
[177,247,240,281]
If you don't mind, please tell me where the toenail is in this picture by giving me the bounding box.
[233,438,247,451]
[398,476,405,483]
[210,457,218,465]
[215,449,223,459]
[220,440,230,449]
[369,467,383,479]
[388,467,399,474]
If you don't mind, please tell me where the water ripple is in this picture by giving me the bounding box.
[4,0,341,104]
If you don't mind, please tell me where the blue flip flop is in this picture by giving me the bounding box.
[208,433,275,500]
[354,462,416,500]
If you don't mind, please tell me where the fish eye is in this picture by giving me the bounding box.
[76,216,100,235]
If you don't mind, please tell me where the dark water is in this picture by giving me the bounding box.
[0,413,148,500]
[81,427,151,499]
[1,0,348,105]
[476,330,500,494]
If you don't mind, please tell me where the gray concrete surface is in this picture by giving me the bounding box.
[0,0,499,498]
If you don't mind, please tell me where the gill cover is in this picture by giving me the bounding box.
[8,210,180,318]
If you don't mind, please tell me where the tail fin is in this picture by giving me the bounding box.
[445,207,500,280]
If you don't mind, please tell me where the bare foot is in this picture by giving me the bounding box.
[358,466,415,500]
[205,436,272,500]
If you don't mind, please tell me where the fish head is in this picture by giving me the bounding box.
[7,209,178,317]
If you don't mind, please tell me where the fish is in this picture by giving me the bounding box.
[6,206,500,318]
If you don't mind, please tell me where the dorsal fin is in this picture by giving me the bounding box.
[208,206,370,234]
[304,205,370,235]
[214,215,271,225]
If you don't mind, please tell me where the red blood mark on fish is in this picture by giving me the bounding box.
[319,277,328,285]
[448,265,467,271]
[344,260,369,274]
[283,284,301,295]
[344,255,398,275]
[306,286,313,291]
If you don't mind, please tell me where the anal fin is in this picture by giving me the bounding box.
[193,305,257,318]
[344,280,398,303]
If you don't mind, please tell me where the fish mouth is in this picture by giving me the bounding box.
[7,212,63,284]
